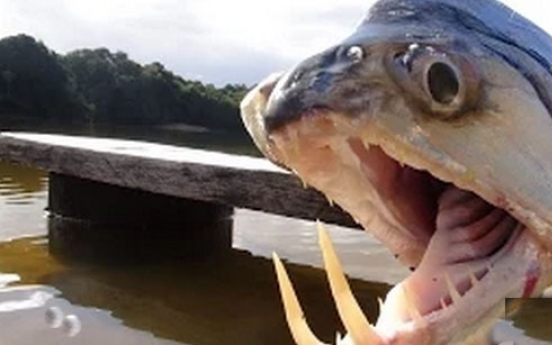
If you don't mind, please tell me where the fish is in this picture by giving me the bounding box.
[240,0,552,344]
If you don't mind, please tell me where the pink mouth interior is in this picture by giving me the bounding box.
[348,137,521,319]
[348,139,442,243]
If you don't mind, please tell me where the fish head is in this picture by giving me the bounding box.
[241,0,552,344]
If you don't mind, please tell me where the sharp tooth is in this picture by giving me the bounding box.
[326,195,334,207]
[440,298,448,310]
[272,253,326,345]
[402,286,427,326]
[444,273,462,304]
[293,172,308,189]
[335,333,344,345]
[378,297,385,313]
[336,333,354,345]
[291,169,309,189]
[317,222,382,344]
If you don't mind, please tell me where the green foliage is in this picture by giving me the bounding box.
[0,34,250,132]
[0,34,85,121]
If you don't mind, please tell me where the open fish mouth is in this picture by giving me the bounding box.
[266,110,548,344]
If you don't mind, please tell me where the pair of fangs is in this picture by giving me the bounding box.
[273,222,385,345]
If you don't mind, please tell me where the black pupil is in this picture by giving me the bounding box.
[427,62,460,105]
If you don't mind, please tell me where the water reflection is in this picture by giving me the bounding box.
[0,283,181,345]
[0,161,47,241]
[0,160,398,344]
[234,210,408,285]
[0,161,47,196]
[0,236,390,345]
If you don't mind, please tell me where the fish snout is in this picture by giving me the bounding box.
[263,45,366,132]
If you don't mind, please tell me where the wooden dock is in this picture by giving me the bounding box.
[0,133,356,260]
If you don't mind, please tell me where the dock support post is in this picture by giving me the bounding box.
[47,173,233,262]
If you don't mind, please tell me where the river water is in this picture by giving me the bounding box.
[0,126,550,344]
[0,157,404,345]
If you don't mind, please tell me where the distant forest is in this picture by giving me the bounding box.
[0,34,250,133]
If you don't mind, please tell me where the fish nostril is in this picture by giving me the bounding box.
[345,45,365,63]
[291,70,303,84]
[335,45,365,64]
[311,72,333,93]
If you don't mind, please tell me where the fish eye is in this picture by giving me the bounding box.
[388,45,480,119]
[425,60,460,105]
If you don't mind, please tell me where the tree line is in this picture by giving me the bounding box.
[0,34,250,133]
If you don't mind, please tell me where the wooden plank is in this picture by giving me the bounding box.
[0,132,358,228]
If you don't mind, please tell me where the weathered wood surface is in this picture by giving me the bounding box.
[0,132,357,228]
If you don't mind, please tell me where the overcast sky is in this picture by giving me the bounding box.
[0,0,550,86]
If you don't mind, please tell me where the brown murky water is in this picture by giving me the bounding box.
[506,299,552,341]
[0,155,551,344]
[0,160,405,345]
